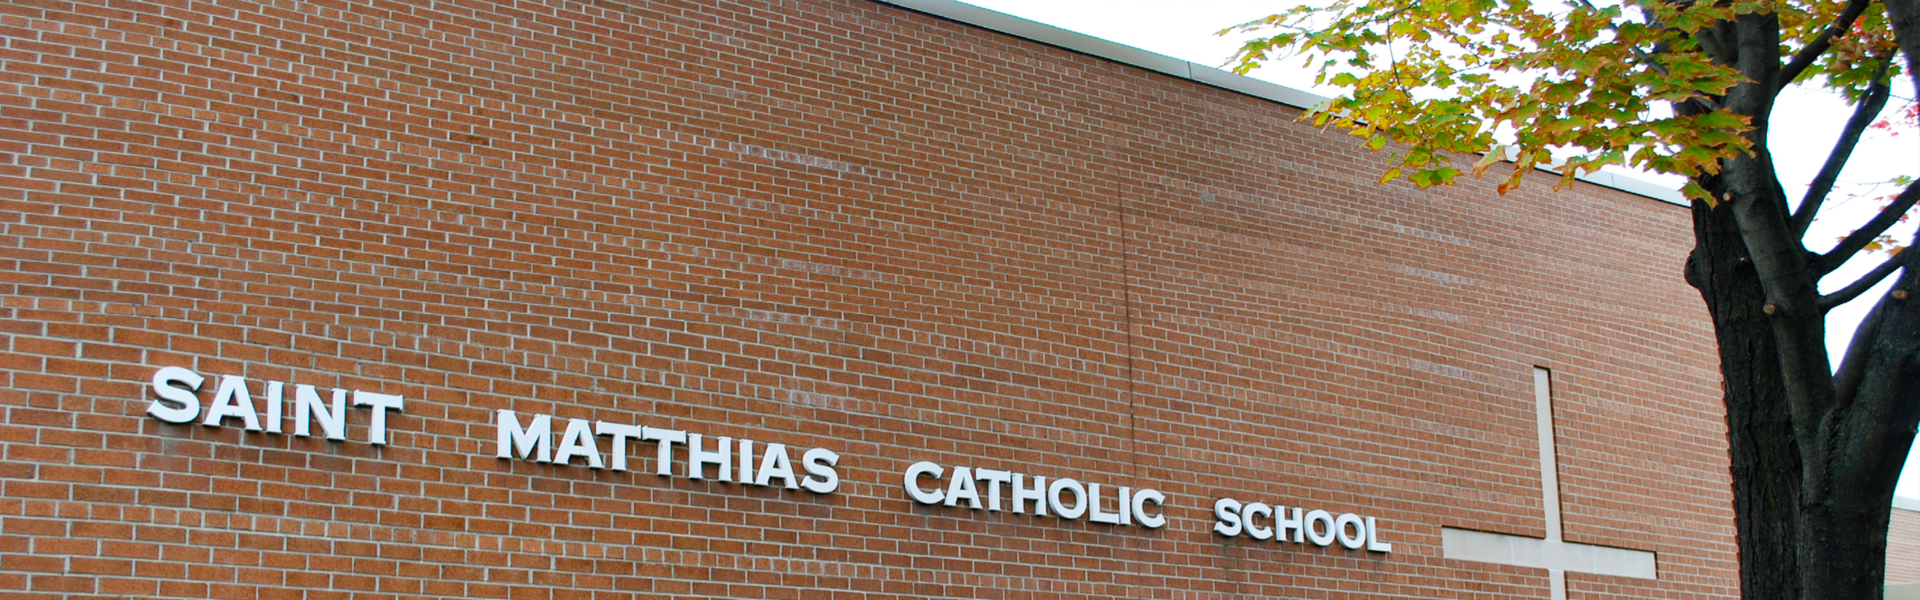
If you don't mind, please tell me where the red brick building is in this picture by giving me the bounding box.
[1891,500,1920,590]
[0,0,1744,598]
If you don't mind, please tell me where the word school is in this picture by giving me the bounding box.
[1213,498,1393,552]
[144,366,1391,552]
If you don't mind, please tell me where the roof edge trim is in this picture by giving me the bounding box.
[866,0,1688,207]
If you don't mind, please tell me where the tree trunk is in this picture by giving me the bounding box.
[1690,171,1808,600]
[1691,161,1904,600]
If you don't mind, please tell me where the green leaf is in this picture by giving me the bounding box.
[1682,182,1717,207]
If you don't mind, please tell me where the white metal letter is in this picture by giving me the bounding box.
[904,461,945,504]
[1011,473,1046,515]
[738,439,757,485]
[1047,478,1087,520]
[203,375,262,431]
[1335,513,1367,549]
[352,391,403,445]
[1275,506,1306,543]
[494,410,552,462]
[755,443,798,489]
[1365,517,1393,553]
[294,384,347,441]
[1212,498,1244,537]
[975,468,1012,512]
[800,448,840,494]
[641,426,686,476]
[147,366,204,424]
[551,418,603,468]
[1306,509,1338,546]
[944,466,983,509]
[1133,489,1167,529]
[1243,502,1274,540]
[595,421,645,472]
[1086,483,1121,524]
[262,380,284,434]
[685,434,731,481]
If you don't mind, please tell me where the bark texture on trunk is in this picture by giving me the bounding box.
[1690,175,1806,600]
[1690,162,1917,600]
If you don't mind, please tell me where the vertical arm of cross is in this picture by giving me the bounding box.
[1534,367,1568,598]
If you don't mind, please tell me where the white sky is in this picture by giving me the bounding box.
[952,0,1920,500]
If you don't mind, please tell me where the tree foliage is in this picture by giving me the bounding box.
[1224,0,1905,202]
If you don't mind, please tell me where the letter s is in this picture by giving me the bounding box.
[1213,497,1244,537]
[148,366,204,424]
[800,447,841,494]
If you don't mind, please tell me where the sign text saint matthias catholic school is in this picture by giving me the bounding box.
[145,365,1393,552]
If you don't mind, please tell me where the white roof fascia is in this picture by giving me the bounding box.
[865,0,1688,207]
[1895,496,1920,513]
[867,0,1193,79]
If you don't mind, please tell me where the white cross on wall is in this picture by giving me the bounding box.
[1440,368,1658,599]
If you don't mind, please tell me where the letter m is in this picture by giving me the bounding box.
[496,410,552,462]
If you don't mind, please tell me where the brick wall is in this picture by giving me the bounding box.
[0,0,1736,598]
[1893,506,1920,584]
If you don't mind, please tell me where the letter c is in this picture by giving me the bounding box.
[1132,489,1167,529]
[903,461,946,505]
[1243,502,1275,540]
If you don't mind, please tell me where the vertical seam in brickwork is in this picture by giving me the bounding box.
[1119,189,1142,470]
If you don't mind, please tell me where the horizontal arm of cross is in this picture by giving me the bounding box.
[1441,527,1658,579]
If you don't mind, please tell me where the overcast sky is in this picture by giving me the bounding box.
[950,0,1920,499]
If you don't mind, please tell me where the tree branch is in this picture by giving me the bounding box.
[1836,190,1920,404]
[1821,251,1911,310]
[1575,0,1668,76]
[1831,257,1920,501]
[1695,27,1727,61]
[1818,181,1920,274]
[1777,0,1873,91]
[1792,54,1896,238]
[1721,89,1834,446]
[1894,0,1920,100]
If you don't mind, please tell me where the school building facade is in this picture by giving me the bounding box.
[0,0,1773,597]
